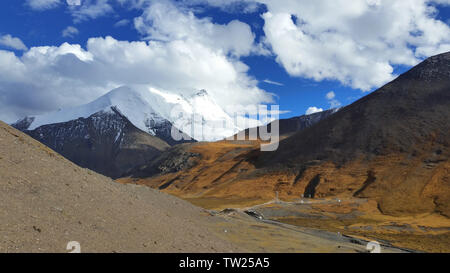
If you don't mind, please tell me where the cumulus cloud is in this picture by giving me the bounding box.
[180,0,262,13]
[191,0,450,91]
[134,0,259,57]
[0,0,276,123]
[62,26,79,38]
[325,91,335,100]
[325,91,341,108]
[432,0,450,5]
[26,0,61,10]
[306,106,323,115]
[258,0,450,91]
[67,0,82,5]
[0,35,28,51]
[6,0,450,123]
[0,36,272,123]
[117,0,262,13]
[114,19,130,27]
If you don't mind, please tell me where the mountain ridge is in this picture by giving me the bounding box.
[235,108,340,140]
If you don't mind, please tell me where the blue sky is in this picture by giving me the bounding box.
[1,0,450,123]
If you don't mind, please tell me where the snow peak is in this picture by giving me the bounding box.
[179,257,213,271]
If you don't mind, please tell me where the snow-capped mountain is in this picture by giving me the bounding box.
[16,85,240,142]
[11,85,244,178]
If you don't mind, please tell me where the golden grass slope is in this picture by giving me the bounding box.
[121,140,449,218]
[119,140,450,252]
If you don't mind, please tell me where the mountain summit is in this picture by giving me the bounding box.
[15,85,239,142]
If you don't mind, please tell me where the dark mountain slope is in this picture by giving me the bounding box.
[131,109,340,179]
[15,107,171,179]
[235,108,339,140]
[262,52,450,166]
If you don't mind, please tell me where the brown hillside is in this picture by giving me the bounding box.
[122,142,449,217]
[120,141,450,252]
[262,52,450,166]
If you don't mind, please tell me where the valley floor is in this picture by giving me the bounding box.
[118,140,450,253]
[185,196,450,253]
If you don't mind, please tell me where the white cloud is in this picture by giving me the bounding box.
[118,0,262,13]
[253,0,450,91]
[0,35,28,51]
[134,0,259,57]
[0,36,272,123]
[26,0,61,10]
[180,0,262,13]
[8,0,450,123]
[165,0,450,91]
[0,0,275,123]
[326,91,335,100]
[432,0,450,5]
[114,19,130,27]
[62,26,79,38]
[306,106,323,115]
[325,91,341,108]
[69,0,114,23]
[67,0,82,6]
[263,79,283,86]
